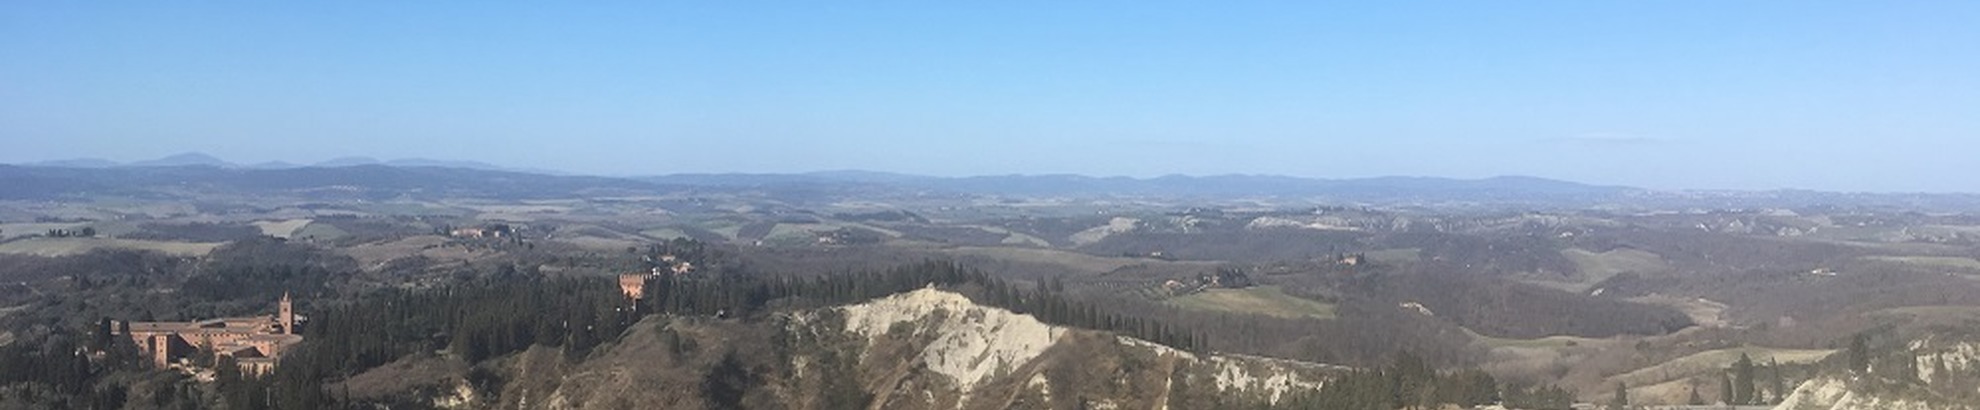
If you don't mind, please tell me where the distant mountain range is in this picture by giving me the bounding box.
[636,172,1632,202]
[6,153,1980,209]
[0,163,657,201]
[24,153,564,175]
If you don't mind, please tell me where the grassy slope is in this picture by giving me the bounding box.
[0,222,87,240]
[942,246,1178,274]
[0,237,221,256]
[1861,255,1980,271]
[293,221,351,242]
[1165,286,1337,320]
[1363,248,1421,263]
[1607,346,1835,391]
[1539,248,1670,292]
[253,219,315,238]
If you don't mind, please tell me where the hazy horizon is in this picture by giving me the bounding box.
[6,3,1977,192]
[6,151,1965,196]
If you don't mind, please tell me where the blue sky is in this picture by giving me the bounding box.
[3,2,1977,191]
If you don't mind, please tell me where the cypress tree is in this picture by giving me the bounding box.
[1609,382,1628,410]
[1733,353,1757,404]
[91,317,114,351]
[1719,372,1735,405]
[1847,334,1870,374]
[1931,356,1948,386]
[1768,357,1786,404]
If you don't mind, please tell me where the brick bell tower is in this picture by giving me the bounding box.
[279,292,295,335]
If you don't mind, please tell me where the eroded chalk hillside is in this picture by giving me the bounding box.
[451,288,1341,409]
[1774,335,1980,410]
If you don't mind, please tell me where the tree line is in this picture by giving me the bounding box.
[637,260,1204,351]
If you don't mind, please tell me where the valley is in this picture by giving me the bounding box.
[2,164,1979,409]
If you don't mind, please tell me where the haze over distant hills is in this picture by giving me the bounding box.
[6,153,1979,210]
[25,153,555,174]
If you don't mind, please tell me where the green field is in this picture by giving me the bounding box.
[1467,329,1606,349]
[354,202,468,217]
[0,222,87,240]
[254,219,315,238]
[1861,255,1980,271]
[761,222,904,244]
[944,246,1186,274]
[0,237,222,256]
[1552,248,1669,291]
[88,220,145,238]
[954,225,1051,247]
[640,228,691,241]
[761,223,829,245]
[1165,286,1337,320]
[293,222,351,242]
[1876,305,1980,317]
[1364,248,1421,263]
[1607,346,1835,389]
[1868,305,1980,327]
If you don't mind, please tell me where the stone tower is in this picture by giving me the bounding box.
[279,292,294,335]
[150,335,172,367]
